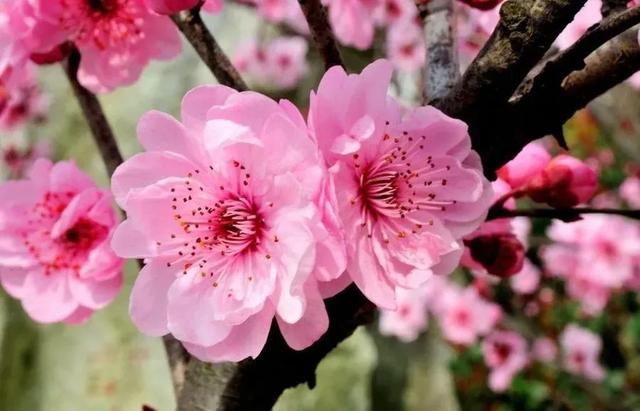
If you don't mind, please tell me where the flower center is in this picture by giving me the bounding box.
[350,128,457,238]
[59,0,144,50]
[22,193,108,275]
[210,198,265,256]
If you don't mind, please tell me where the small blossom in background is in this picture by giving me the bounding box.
[7,0,181,93]
[620,175,640,207]
[233,36,308,90]
[386,21,426,73]
[531,337,557,363]
[560,324,606,382]
[144,0,223,14]
[0,159,123,324]
[555,0,601,51]
[379,287,429,342]
[482,330,528,392]
[309,59,493,309]
[0,64,48,130]
[509,259,541,295]
[0,136,50,179]
[111,85,346,362]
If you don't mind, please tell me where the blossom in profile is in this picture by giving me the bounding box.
[379,287,429,342]
[497,142,551,190]
[8,0,181,93]
[0,159,123,324]
[111,85,346,362]
[560,324,606,381]
[482,330,528,392]
[309,60,492,309]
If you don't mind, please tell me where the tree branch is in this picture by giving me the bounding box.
[297,0,344,69]
[171,7,248,90]
[488,206,640,221]
[423,0,458,102]
[62,49,124,177]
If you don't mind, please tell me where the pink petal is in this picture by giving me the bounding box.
[129,259,177,336]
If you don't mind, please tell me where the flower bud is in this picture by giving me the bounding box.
[526,155,597,207]
[466,233,525,278]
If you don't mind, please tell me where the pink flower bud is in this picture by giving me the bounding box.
[497,143,551,190]
[466,233,525,278]
[526,155,598,207]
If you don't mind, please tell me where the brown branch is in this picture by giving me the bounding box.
[63,48,188,401]
[488,206,640,221]
[171,8,248,90]
[422,0,458,103]
[297,0,344,69]
[602,0,629,17]
[62,49,124,177]
[519,6,640,100]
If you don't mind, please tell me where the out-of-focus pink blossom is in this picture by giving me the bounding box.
[379,287,429,342]
[233,37,308,89]
[0,64,48,130]
[251,0,309,34]
[111,85,346,362]
[482,330,528,392]
[497,142,551,190]
[0,159,123,324]
[1,137,50,179]
[510,259,541,295]
[386,21,426,73]
[556,0,601,50]
[456,3,501,60]
[560,324,606,381]
[542,215,640,314]
[532,337,557,363]
[375,0,416,26]
[309,60,492,309]
[9,0,181,93]
[620,176,640,207]
[323,0,381,49]
[526,155,598,208]
[436,285,502,345]
[144,0,200,14]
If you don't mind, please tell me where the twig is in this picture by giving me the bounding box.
[422,0,458,103]
[297,0,344,69]
[171,7,248,90]
[519,6,640,100]
[487,206,640,221]
[602,0,630,17]
[62,47,189,400]
[62,49,124,177]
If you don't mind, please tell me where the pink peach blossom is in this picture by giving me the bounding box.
[386,21,426,73]
[379,287,429,342]
[308,60,492,309]
[251,0,309,34]
[0,159,123,324]
[435,285,502,345]
[560,324,606,381]
[375,0,416,27]
[323,0,380,49]
[556,0,601,50]
[482,330,528,392]
[620,176,640,208]
[510,259,541,295]
[0,64,48,130]
[496,142,551,190]
[111,85,346,362]
[10,0,181,93]
[233,37,308,89]
[532,337,557,363]
[144,0,223,14]
[456,3,501,60]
